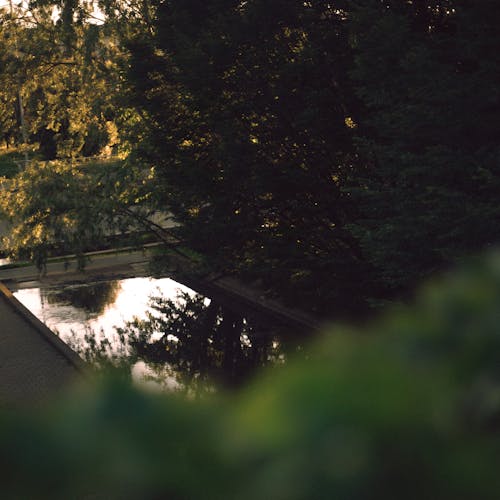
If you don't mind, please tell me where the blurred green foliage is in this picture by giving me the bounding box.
[3,254,500,499]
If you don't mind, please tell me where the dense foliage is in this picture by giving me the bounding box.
[1,0,499,317]
[0,158,153,266]
[126,0,366,316]
[3,254,500,498]
[0,2,124,159]
[349,0,500,298]
[124,0,500,316]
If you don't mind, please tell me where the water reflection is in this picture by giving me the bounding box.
[14,278,195,341]
[118,292,284,389]
[14,277,288,391]
[44,281,121,315]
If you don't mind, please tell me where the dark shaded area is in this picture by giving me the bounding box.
[348,0,500,301]
[126,0,368,319]
[30,127,57,161]
[126,0,500,319]
[0,149,22,178]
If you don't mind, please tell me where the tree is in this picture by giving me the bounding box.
[4,0,500,321]
[0,0,127,159]
[126,0,368,317]
[0,157,154,268]
[348,0,500,300]
[0,0,158,265]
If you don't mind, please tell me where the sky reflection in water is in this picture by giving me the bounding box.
[13,277,196,389]
[14,276,286,391]
[14,277,195,340]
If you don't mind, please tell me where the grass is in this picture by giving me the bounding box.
[0,146,42,178]
[0,149,22,178]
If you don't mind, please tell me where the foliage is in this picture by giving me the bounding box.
[126,0,367,317]
[0,149,22,178]
[3,0,500,321]
[348,0,500,298]
[124,0,500,316]
[0,2,129,159]
[0,158,153,267]
[65,324,132,373]
[3,254,500,498]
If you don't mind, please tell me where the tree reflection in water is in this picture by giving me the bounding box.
[118,292,286,389]
[70,290,288,390]
[44,281,121,315]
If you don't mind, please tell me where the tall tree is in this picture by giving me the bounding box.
[349,0,500,298]
[127,0,367,316]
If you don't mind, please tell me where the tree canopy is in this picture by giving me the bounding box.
[1,0,499,318]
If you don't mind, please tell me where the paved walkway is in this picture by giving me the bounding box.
[0,282,83,407]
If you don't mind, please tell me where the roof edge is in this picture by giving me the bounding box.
[0,281,87,373]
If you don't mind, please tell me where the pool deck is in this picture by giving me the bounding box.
[0,282,84,407]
